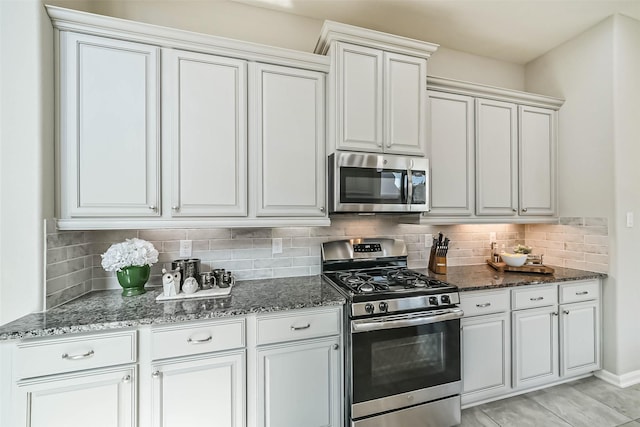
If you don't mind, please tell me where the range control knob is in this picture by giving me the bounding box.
[379,301,388,313]
[441,295,451,304]
[364,303,375,314]
[428,296,439,306]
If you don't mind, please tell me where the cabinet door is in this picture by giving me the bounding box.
[475,99,518,216]
[461,313,510,404]
[15,366,135,427]
[257,337,341,427]
[252,63,326,217]
[166,49,247,217]
[426,91,475,216]
[560,301,600,377]
[60,32,160,218]
[152,351,245,427]
[512,306,559,389]
[384,52,427,156]
[335,42,383,152]
[519,106,557,216]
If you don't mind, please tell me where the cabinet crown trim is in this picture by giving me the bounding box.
[46,5,330,72]
[427,75,564,109]
[315,20,439,58]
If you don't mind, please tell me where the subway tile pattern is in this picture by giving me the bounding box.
[45,216,609,307]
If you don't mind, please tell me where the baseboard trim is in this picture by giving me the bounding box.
[595,369,640,388]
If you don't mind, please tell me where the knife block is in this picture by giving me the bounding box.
[428,247,447,274]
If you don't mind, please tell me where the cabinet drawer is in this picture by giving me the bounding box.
[460,289,510,317]
[512,285,557,310]
[560,280,600,304]
[14,330,136,380]
[257,308,341,345]
[151,318,245,360]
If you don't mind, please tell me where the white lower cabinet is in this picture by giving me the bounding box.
[560,300,601,377]
[460,289,511,405]
[151,351,245,427]
[251,307,343,427]
[256,337,341,427]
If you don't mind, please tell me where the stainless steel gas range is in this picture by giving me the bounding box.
[322,238,463,427]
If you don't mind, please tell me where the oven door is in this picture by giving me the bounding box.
[350,308,462,419]
[330,151,429,213]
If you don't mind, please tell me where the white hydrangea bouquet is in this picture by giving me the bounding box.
[101,238,159,272]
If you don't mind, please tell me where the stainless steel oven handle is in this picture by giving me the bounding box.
[351,308,464,333]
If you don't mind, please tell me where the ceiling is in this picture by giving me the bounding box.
[231,0,640,64]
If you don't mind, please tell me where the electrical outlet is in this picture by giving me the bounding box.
[425,234,433,248]
[272,238,283,254]
[627,212,634,228]
[179,240,192,258]
[489,232,497,243]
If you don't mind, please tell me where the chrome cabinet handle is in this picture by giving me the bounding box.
[320,207,325,212]
[333,343,339,350]
[172,205,179,211]
[563,310,570,315]
[552,312,558,316]
[522,208,528,212]
[148,205,157,211]
[576,291,589,295]
[61,350,94,360]
[476,303,491,308]
[512,208,517,212]
[291,323,311,331]
[530,296,544,301]
[187,336,213,344]
[122,374,131,384]
[152,371,161,379]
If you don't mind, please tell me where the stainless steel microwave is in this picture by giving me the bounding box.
[328,151,430,213]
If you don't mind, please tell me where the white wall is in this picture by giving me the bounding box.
[46,0,525,90]
[526,14,640,380]
[0,0,52,324]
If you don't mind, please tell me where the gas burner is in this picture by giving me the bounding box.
[386,269,422,287]
[338,272,373,287]
[357,282,376,293]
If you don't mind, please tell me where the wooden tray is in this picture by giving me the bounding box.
[486,259,555,274]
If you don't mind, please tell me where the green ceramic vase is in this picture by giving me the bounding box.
[116,265,150,297]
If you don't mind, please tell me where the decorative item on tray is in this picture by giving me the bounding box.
[101,238,159,297]
[487,244,554,274]
[156,264,235,302]
[428,232,449,274]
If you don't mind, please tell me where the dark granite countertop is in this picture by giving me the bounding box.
[0,276,345,341]
[0,265,607,341]
[415,264,607,292]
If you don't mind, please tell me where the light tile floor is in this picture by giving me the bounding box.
[461,376,640,427]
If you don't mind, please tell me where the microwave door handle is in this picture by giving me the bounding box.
[406,169,414,207]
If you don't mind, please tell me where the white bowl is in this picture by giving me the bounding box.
[501,253,527,267]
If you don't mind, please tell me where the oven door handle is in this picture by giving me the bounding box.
[351,308,464,333]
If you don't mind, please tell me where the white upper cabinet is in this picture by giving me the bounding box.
[335,43,384,152]
[59,32,160,218]
[252,63,326,217]
[476,99,519,216]
[315,21,438,156]
[426,91,475,216]
[519,105,557,216]
[166,49,248,217]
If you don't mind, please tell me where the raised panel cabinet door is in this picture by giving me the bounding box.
[60,32,160,217]
[335,42,383,152]
[461,313,511,404]
[167,49,248,216]
[151,351,245,427]
[257,337,341,427]
[384,52,427,156]
[519,106,557,216]
[512,306,559,389]
[252,63,326,217]
[14,366,135,427]
[426,91,475,216]
[560,301,601,377]
[475,99,518,216]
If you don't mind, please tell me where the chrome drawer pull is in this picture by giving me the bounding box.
[61,350,94,360]
[187,336,212,344]
[291,323,311,331]
[576,291,589,295]
[530,296,544,301]
[476,303,491,308]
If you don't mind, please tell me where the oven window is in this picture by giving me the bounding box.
[351,318,460,404]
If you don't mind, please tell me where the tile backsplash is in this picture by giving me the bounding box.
[44,216,609,308]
